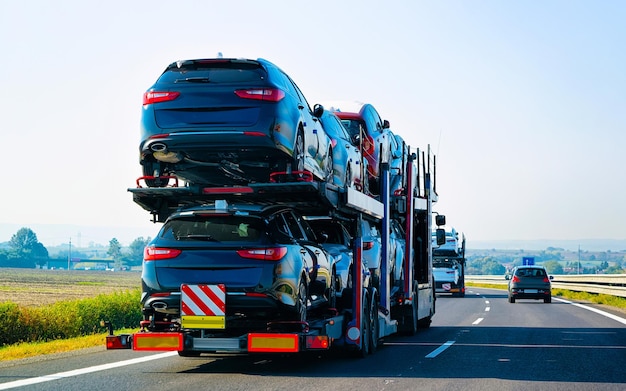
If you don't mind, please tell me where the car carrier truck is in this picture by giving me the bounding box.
[432,228,466,297]
[105,146,445,357]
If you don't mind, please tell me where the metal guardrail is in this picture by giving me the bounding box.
[466,274,626,298]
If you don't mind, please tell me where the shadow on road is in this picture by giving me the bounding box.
[178,325,626,385]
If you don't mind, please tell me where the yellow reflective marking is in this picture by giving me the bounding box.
[181,315,226,329]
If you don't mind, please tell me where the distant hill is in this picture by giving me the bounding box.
[471,239,626,252]
[2,223,625,252]
[0,223,156,248]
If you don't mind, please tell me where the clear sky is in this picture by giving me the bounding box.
[1,1,624,247]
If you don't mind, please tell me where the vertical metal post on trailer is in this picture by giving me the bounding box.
[403,153,416,301]
[378,155,399,338]
[345,215,364,349]
[379,159,390,312]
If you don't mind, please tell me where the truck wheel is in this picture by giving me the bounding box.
[420,286,436,328]
[354,293,371,358]
[177,350,201,357]
[508,296,515,303]
[402,285,418,336]
[369,292,379,354]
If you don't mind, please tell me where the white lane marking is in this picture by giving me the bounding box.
[553,297,626,325]
[485,307,491,312]
[472,318,484,325]
[425,341,455,358]
[485,300,490,304]
[0,352,177,390]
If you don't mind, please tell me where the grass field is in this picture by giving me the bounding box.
[1,269,624,363]
[0,268,141,307]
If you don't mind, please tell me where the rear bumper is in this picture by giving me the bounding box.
[509,288,551,299]
[140,131,286,161]
[435,280,462,293]
[142,292,298,320]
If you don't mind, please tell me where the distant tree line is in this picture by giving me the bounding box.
[0,228,49,268]
[0,227,150,269]
[466,250,626,275]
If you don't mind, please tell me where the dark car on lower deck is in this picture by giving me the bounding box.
[140,202,335,332]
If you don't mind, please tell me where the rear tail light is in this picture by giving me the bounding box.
[143,91,180,105]
[237,247,287,261]
[511,275,520,283]
[234,88,285,102]
[245,292,269,298]
[144,246,182,261]
[543,277,550,283]
[363,241,374,250]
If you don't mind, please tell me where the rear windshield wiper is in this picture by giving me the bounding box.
[175,77,211,83]
[177,234,219,242]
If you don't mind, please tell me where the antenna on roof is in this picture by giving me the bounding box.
[217,52,223,58]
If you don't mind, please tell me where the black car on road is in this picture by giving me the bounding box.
[506,265,553,303]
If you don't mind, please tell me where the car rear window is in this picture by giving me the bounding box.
[515,268,546,277]
[157,61,266,84]
[309,222,345,244]
[433,259,456,268]
[160,216,264,242]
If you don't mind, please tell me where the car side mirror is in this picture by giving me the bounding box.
[351,133,361,146]
[549,275,554,280]
[435,228,446,246]
[435,215,446,226]
[505,274,510,280]
[313,103,324,118]
[383,119,390,129]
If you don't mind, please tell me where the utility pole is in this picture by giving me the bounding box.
[68,237,72,270]
[578,244,581,274]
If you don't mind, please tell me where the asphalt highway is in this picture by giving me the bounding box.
[1,288,624,391]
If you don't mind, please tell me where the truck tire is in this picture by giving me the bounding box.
[369,291,380,354]
[177,350,201,357]
[418,288,435,329]
[401,285,419,336]
[354,293,371,358]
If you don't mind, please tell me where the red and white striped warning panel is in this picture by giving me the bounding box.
[181,284,226,316]
[180,284,226,329]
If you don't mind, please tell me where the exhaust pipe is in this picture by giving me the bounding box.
[151,302,168,310]
[150,143,168,152]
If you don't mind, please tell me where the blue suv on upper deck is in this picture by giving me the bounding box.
[140,58,333,187]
